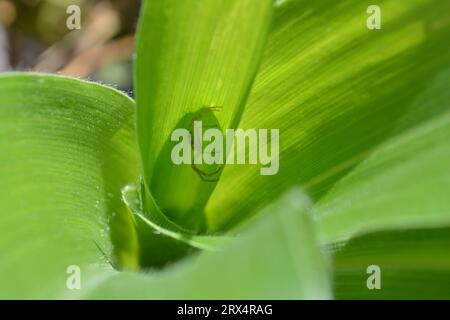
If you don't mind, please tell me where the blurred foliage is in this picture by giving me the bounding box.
[0,0,141,91]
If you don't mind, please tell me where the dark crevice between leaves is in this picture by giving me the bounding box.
[150,107,225,233]
[120,179,229,270]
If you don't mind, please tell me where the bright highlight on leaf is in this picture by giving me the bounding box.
[205,0,450,231]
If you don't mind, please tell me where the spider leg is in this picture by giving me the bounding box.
[187,106,224,182]
[206,106,223,112]
[191,163,223,182]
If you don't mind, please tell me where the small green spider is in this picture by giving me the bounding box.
[189,106,224,182]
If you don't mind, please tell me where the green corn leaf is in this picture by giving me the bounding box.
[135,0,273,232]
[205,0,450,232]
[79,189,332,299]
[313,69,450,243]
[311,68,450,297]
[2,0,450,300]
[0,73,139,298]
[332,227,450,299]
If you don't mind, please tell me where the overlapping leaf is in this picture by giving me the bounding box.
[135,0,273,231]
[332,227,450,299]
[206,0,450,232]
[314,71,450,242]
[81,189,332,299]
[1,0,450,299]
